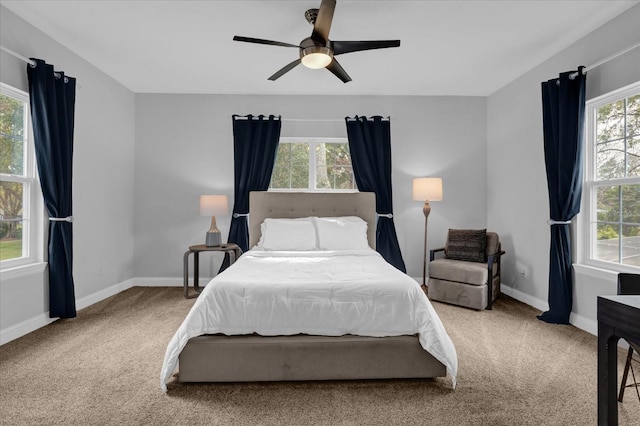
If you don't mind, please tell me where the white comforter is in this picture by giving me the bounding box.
[160,249,458,391]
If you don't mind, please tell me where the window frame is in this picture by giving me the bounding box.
[579,81,640,273]
[0,82,44,271]
[269,137,357,193]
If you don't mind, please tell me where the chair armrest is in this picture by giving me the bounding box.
[487,250,505,275]
[430,247,445,262]
[488,250,505,263]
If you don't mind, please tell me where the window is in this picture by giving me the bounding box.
[582,82,640,270]
[270,138,356,191]
[0,83,40,268]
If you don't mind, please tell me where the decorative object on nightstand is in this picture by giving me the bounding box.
[199,195,229,247]
[412,177,443,287]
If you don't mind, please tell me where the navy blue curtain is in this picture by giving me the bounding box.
[345,116,406,272]
[538,67,586,325]
[220,115,281,271]
[27,59,77,318]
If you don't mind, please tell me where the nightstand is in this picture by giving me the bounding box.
[183,243,242,298]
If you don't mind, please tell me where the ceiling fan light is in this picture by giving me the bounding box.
[301,46,333,69]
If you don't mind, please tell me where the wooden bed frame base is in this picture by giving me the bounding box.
[179,334,446,383]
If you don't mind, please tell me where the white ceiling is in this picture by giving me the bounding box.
[2,0,638,96]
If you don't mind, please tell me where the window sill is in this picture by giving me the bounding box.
[0,262,47,281]
[573,263,630,281]
[268,189,359,193]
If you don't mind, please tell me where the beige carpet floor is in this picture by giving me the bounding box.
[0,287,638,425]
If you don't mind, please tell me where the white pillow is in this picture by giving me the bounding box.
[314,216,369,250]
[260,218,317,251]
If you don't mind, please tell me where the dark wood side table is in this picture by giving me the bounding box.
[183,243,242,299]
[597,295,640,425]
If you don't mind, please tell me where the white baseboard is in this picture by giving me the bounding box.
[134,277,182,287]
[0,313,57,346]
[428,282,597,336]
[569,311,597,336]
[0,278,136,345]
[500,284,550,313]
[0,277,611,346]
[501,284,607,339]
[0,276,207,345]
[75,278,136,311]
[135,277,217,287]
[570,312,627,348]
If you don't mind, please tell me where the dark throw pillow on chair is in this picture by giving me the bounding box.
[445,229,487,262]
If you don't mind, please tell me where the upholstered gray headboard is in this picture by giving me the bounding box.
[249,192,377,249]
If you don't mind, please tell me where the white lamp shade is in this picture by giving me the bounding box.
[412,177,443,201]
[199,195,229,216]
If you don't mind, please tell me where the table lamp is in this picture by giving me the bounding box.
[412,177,443,286]
[199,195,229,247]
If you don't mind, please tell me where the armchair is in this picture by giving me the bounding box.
[428,229,504,310]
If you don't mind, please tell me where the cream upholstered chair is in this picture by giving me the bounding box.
[427,229,504,310]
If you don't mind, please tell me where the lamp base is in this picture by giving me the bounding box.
[422,201,431,287]
[205,231,222,247]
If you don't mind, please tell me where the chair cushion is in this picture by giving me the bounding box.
[429,258,489,286]
[428,278,488,310]
[445,229,486,262]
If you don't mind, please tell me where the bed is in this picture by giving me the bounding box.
[160,192,458,392]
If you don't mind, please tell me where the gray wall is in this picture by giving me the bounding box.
[486,4,640,330]
[2,1,637,341]
[0,6,136,334]
[134,95,487,281]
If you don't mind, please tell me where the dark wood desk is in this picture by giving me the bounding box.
[597,295,640,425]
[183,244,242,299]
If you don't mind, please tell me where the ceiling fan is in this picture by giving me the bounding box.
[233,0,400,83]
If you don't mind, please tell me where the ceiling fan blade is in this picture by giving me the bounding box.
[311,0,336,44]
[332,40,401,56]
[268,59,302,81]
[326,58,351,83]
[233,36,299,48]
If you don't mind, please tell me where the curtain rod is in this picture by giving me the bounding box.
[0,45,36,67]
[232,117,343,122]
[286,118,391,122]
[283,118,344,122]
[234,117,391,122]
[0,46,80,87]
[570,41,640,78]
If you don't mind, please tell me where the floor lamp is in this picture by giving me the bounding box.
[412,177,443,287]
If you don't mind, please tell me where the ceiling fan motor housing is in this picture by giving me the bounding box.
[305,8,319,24]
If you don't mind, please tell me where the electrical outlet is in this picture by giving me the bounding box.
[516,261,528,279]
